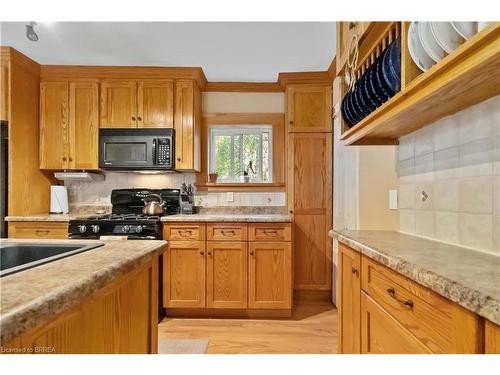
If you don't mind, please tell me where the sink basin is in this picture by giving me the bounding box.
[0,242,104,277]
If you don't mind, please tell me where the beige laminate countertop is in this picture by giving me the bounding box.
[0,239,167,345]
[329,229,500,325]
[6,213,293,223]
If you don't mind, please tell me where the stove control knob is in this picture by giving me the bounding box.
[122,225,131,233]
[134,226,143,233]
[90,225,100,234]
[78,225,87,233]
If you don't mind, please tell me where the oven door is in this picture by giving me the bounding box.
[99,128,174,170]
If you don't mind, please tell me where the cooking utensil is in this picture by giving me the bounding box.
[142,194,165,216]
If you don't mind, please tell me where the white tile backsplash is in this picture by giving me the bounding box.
[398,96,500,255]
[66,171,285,208]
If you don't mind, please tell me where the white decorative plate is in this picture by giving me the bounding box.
[430,22,461,54]
[408,22,435,72]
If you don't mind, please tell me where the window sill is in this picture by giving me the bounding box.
[195,182,285,192]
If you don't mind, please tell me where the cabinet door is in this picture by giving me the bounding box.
[40,82,69,169]
[137,80,174,128]
[1,59,8,121]
[69,82,99,169]
[206,241,247,309]
[100,81,137,128]
[288,133,332,291]
[338,244,361,354]
[248,242,292,309]
[361,292,431,354]
[174,80,201,171]
[286,85,332,132]
[163,241,206,308]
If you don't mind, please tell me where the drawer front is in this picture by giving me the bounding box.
[207,223,247,241]
[361,292,431,354]
[361,256,481,353]
[248,223,291,242]
[163,223,206,241]
[8,222,68,239]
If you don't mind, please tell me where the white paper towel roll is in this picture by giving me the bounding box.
[50,185,69,214]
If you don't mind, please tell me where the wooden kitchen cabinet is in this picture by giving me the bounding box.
[248,241,292,309]
[40,81,99,170]
[206,241,248,309]
[485,321,500,354]
[163,240,206,308]
[286,84,332,132]
[39,82,69,169]
[287,133,332,291]
[361,291,431,354]
[174,80,201,171]
[1,59,8,121]
[100,81,137,128]
[100,80,174,129]
[8,221,69,239]
[338,243,361,354]
[138,80,174,128]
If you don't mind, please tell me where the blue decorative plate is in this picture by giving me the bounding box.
[378,44,396,97]
[382,40,401,94]
[371,53,391,103]
[341,92,354,127]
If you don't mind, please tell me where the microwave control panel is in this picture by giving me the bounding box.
[157,138,171,166]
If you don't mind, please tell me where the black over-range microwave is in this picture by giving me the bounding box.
[99,128,175,170]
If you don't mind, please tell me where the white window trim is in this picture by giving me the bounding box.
[208,125,273,183]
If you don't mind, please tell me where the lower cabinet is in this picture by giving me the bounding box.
[485,321,500,354]
[8,221,69,239]
[163,240,206,308]
[338,243,361,353]
[4,257,159,354]
[249,242,292,309]
[338,242,486,354]
[163,222,293,314]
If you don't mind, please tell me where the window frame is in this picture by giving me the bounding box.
[208,125,273,183]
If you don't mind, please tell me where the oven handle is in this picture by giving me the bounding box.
[152,138,157,165]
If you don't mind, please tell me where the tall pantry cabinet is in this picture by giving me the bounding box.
[286,83,333,293]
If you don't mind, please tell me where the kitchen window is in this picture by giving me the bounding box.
[209,125,273,183]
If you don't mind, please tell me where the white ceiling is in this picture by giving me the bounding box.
[0,22,336,82]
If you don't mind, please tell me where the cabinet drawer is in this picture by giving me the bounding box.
[361,256,481,353]
[361,292,431,354]
[8,222,69,239]
[207,223,247,241]
[163,223,206,241]
[248,223,291,242]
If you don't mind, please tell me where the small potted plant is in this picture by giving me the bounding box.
[240,161,255,183]
[209,172,218,183]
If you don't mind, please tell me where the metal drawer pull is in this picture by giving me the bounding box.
[178,229,193,234]
[35,229,50,235]
[221,230,235,236]
[263,230,278,235]
[351,267,359,275]
[387,287,414,309]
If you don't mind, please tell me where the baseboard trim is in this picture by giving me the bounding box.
[164,308,292,319]
[293,290,332,303]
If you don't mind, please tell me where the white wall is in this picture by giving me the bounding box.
[398,95,500,255]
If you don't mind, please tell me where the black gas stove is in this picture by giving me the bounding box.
[69,188,180,240]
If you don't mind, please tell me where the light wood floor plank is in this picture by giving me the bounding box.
[158,301,338,354]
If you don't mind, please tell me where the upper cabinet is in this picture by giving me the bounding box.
[174,80,201,171]
[100,81,137,128]
[100,80,174,128]
[286,84,332,132]
[1,59,8,121]
[40,81,99,170]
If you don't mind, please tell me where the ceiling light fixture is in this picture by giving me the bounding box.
[25,22,38,42]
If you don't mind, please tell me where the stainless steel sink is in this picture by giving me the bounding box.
[0,242,104,277]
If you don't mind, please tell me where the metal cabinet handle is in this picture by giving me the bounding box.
[137,116,142,121]
[250,251,254,256]
[207,251,212,256]
[179,229,193,234]
[199,251,204,256]
[62,157,67,161]
[387,287,414,309]
[289,210,293,214]
[69,157,73,162]
[221,230,235,236]
[177,157,181,162]
[35,229,50,236]
[263,230,278,236]
[349,22,357,30]
[351,267,359,275]
[289,120,293,124]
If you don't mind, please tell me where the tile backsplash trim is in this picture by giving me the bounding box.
[398,95,500,255]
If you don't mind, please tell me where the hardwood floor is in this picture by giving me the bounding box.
[158,300,338,354]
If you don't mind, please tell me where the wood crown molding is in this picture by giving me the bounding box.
[204,82,283,93]
[40,65,207,89]
[1,46,41,76]
[278,71,332,88]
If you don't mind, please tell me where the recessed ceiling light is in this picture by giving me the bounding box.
[25,22,38,42]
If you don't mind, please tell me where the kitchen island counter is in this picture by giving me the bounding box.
[0,239,167,346]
